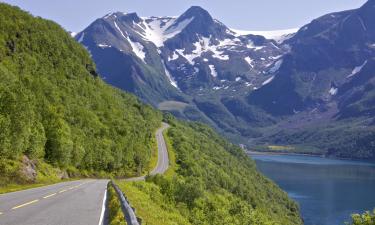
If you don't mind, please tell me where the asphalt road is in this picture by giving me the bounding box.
[0,179,108,225]
[126,122,170,181]
[0,123,169,224]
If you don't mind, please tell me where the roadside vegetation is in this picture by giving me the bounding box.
[119,115,302,225]
[347,209,375,225]
[107,183,127,225]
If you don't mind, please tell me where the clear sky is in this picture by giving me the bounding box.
[2,0,367,32]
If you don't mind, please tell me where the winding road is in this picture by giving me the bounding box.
[126,122,170,181]
[0,123,170,225]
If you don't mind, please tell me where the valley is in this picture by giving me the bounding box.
[77,1,375,161]
[0,1,374,225]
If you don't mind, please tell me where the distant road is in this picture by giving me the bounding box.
[126,122,170,181]
[0,179,108,225]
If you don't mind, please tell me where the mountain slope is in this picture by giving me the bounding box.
[77,6,295,145]
[247,0,375,159]
[0,3,162,185]
[119,116,302,225]
[79,1,375,160]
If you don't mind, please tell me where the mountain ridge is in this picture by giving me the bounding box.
[77,2,375,160]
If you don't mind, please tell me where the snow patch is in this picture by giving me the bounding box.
[347,60,367,78]
[268,59,283,73]
[246,40,265,50]
[164,17,194,40]
[209,65,218,77]
[161,60,179,89]
[129,41,146,62]
[98,44,111,48]
[270,55,283,60]
[262,76,274,86]
[244,57,254,68]
[168,51,179,61]
[78,32,85,43]
[114,21,146,62]
[175,36,230,65]
[139,17,176,47]
[230,28,298,43]
[235,77,241,82]
[329,87,338,95]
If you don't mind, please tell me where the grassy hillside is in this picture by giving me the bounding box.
[119,115,302,225]
[0,3,162,186]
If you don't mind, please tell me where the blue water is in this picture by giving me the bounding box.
[251,153,375,225]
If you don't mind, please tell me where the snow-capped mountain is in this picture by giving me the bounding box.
[249,0,375,116]
[76,6,295,98]
[77,1,375,160]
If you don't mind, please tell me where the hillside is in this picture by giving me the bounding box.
[0,3,302,225]
[0,3,162,186]
[78,1,375,160]
[119,116,301,225]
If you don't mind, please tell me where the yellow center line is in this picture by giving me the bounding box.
[12,199,39,210]
[43,193,57,199]
[59,189,67,193]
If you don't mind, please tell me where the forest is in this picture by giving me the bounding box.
[119,115,302,225]
[0,3,162,187]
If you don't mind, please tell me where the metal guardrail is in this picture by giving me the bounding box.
[111,181,141,225]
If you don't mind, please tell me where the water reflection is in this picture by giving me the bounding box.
[251,154,375,225]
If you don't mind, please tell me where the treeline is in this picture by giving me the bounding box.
[266,122,375,160]
[137,115,302,225]
[0,3,162,183]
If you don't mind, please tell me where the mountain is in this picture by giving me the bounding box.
[247,0,375,158]
[78,1,375,160]
[0,3,302,224]
[77,6,296,142]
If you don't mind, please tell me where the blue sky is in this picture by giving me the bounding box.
[2,0,367,32]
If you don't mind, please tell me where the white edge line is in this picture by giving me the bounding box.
[98,188,107,225]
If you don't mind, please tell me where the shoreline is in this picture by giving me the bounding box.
[247,150,375,164]
[247,150,323,157]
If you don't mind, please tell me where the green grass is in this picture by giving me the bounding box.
[0,180,63,194]
[108,182,127,225]
[162,128,177,178]
[145,130,158,176]
[118,181,191,225]
[118,118,302,225]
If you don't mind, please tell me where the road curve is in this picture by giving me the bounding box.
[0,179,108,225]
[126,122,170,181]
